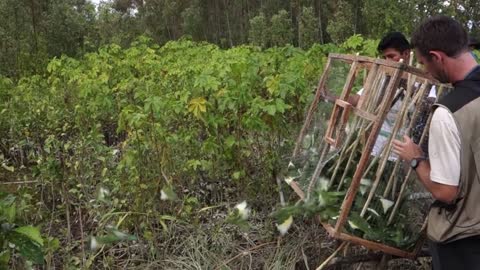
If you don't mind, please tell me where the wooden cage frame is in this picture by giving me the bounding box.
[288,53,446,259]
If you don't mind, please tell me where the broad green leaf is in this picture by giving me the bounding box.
[7,232,44,264]
[15,226,44,246]
[232,171,241,180]
[265,105,276,116]
[265,75,279,95]
[187,97,207,118]
[1,163,14,172]
[186,159,202,170]
[225,136,236,148]
[275,98,290,113]
[0,250,10,266]
[46,237,60,252]
[4,205,16,223]
[0,193,16,205]
[348,213,370,233]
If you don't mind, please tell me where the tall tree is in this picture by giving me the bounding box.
[97,0,142,47]
[182,0,203,40]
[298,6,318,49]
[362,0,415,38]
[270,9,293,46]
[248,12,269,48]
[326,0,355,43]
[44,0,97,57]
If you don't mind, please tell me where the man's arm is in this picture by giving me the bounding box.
[392,135,458,203]
[410,159,458,203]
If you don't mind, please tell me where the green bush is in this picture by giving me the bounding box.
[0,36,380,267]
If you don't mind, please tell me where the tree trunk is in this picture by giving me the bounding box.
[317,1,324,44]
[348,0,363,35]
[294,0,301,47]
[29,0,38,54]
[13,2,21,78]
[224,0,234,47]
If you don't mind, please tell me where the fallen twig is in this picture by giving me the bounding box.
[316,242,347,270]
[0,180,38,185]
[214,241,276,270]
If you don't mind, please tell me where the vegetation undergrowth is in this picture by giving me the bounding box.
[0,36,409,269]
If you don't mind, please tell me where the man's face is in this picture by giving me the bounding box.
[381,48,410,62]
[415,49,450,83]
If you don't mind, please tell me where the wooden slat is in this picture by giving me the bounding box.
[328,52,449,86]
[335,99,352,108]
[325,137,336,145]
[333,64,404,234]
[325,99,352,148]
[322,223,417,259]
[403,65,440,83]
[328,53,406,69]
[325,104,341,146]
[289,181,305,200]
[292,57,332,158]
[352,107,377,122]
[357,63,379,109]
[328,53,449,82]
[339,60,359,100]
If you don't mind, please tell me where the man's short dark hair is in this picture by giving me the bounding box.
[411,15,468,58]
[377,32,411,53]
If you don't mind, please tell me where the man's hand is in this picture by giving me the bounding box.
[392,135,423,162]
[393,135,458,203]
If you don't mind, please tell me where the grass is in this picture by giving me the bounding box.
[71,210,431,269]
